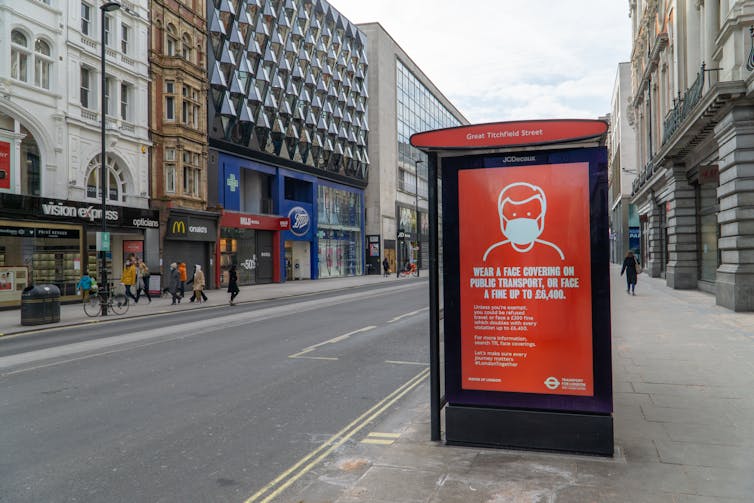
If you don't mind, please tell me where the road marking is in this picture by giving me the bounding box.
[245,368,429,503]
[362,431,400,444]
[288,326,376,360]
[360,438,394,445]
[388,307,428,323]
[385,360,428,366]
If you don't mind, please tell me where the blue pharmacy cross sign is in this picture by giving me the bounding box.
[226,173,239,192]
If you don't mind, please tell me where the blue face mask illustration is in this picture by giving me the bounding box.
[502,217,543,245]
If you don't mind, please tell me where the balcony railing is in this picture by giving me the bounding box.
[662,64,706,145]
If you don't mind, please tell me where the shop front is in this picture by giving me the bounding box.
[316,182,364,278]
[218,212,289,287]
[0,193,159,307]
[163,210,219,290]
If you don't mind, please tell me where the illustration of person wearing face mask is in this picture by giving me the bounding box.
[483,182,565,262]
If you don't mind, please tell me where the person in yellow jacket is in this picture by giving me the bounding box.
[122,259,138,303]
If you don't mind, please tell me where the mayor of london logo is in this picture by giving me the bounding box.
[288,206,310,237]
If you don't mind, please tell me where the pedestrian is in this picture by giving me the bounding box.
[136,259,151,303]
[382,257,390,277]
[188,264,208,303]
[227,264,240,305]
[76,270,93,301]
[167,262,181,305]
[620,250,641,296]
[122,259,138,303]
[177,261,187,300]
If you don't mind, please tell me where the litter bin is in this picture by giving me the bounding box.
[20,284,61,326]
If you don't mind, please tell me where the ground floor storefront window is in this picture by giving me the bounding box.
[0,220,83,305]
[696,183,719,283]
[317,184,363,278]
[318,229,361,278]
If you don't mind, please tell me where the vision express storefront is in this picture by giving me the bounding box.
[163,210,218,289]
[0,193,159,307]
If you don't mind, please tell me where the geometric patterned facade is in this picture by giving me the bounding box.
[207,0,369,182]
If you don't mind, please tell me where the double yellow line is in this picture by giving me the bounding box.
[245,367,430,503]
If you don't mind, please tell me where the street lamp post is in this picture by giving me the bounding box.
[100,1,120,315]
[414,159,424,277]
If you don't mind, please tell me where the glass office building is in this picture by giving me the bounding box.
[395,59,461,270]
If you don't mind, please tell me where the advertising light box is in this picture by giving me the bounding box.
[442,147,612,415]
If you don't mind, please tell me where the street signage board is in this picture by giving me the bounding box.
[97,231,111,252]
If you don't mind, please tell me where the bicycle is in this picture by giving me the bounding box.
[83,286,130,317]
[398,263,419,278]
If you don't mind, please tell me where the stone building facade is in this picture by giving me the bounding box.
[629,0,754,310]
[149,0,216,283]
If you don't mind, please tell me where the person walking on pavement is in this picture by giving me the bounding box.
[620,250,640,296]
[188,265,208,303]
[227,264,240,305]
[135,259,151,303]
[177,261,187,300]
[122,259,138,303]
[382,257,390,277]
[167,262,181,305]
[76,270,94,301]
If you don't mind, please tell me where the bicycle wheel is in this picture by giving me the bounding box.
[110,293,130,315]
[83,295,102,317]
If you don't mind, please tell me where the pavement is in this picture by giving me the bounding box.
[281,265,754,503]
[0,272,406,337]
[3,266,754,502]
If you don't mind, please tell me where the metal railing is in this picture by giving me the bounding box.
[662,64,706,145]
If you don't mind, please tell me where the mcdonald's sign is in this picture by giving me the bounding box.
[171,220,187,234]
[166,215,217,241]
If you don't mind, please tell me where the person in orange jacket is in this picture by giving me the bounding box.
[177,261,187,300]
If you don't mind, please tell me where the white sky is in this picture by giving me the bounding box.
[331,1,633,124]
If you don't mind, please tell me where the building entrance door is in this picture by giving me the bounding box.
[256,231,273,283]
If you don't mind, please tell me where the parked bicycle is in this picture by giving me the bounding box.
[83,284,130,317]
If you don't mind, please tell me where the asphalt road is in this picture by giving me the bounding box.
[0,280,429,503]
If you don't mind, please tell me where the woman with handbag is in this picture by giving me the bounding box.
[620,250,640,296]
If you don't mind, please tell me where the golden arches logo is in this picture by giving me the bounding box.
[171,220,186,234]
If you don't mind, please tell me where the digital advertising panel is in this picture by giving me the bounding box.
[458,162,593,396]
[441,147,612,416]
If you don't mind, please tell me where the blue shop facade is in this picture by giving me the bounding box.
[214,152,365,283]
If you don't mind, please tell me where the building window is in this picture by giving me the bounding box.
[81,2,92,36]
[86,154,125,202]
[80,66,91,108]
[165,148,176,193]
[182,150,199,196]
[104,15,112,46]
[121,23,130,54]
[34,39,52,89]
[166,24,177,56]
[120,82,130,120]
[11,30,29,83]
[181,85,200,128]
[165,80,175,120]
[183,151,192,194]
[182,34,192,62]
[104,76,113,115]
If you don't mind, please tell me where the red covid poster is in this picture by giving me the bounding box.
[0,141,10,190]
[458,163,593,396]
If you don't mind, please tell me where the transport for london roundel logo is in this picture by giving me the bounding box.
[288,206,310,237]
